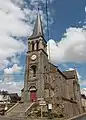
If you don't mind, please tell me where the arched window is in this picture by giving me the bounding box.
[31,65,37,77]
[36,41,39,50]
[32,41,34,51]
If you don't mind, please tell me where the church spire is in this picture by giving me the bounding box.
[29,12,44,39]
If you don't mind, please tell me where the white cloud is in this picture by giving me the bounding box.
[0,0,28,69]
[9,54,20,65]
[2,64,23,86]
[30,0,55,6]
[0,0,54,94]
[47,27,86,64]
[77,71,82,80]
[0,64,24,95]
[85,6,86,12]
[0,80,23,96]
[0,60,10,70]
[0,1,31,36]
[80,80,86,86]
[0,0,53,70]
[0,0,55,95]
[4,64,22,74]
[47,6,86,64]
[66,68,75,71]
[81,88,86,96]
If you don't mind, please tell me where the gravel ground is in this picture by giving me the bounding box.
[0,116,64,120]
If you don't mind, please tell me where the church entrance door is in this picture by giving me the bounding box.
[30,86,37,102]
[30,91,37,102]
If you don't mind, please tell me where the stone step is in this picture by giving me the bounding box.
[0,116,24,120]
[6,103,31,117]
[12,104,29,111]
[9,112,25,117]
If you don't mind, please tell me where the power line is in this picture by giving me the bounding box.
[0,72,60,76]
[46,0,51,99]
[46,0,49,41]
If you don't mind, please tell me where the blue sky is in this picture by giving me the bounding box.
[48,0,86,85]
[0,0,86,95]
[49,0,86,40]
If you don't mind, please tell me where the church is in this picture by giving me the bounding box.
[5,12,83,119]
[21,12,83,118]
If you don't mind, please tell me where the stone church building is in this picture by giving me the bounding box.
[20,12,83,118]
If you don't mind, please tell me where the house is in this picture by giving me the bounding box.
[0,91,20,103]
[9,93,21,103]
[0,91,10,104]
[81,94,86,112]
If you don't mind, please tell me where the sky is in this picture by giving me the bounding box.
[0,0,86,95]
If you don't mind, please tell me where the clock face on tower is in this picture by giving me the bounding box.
[31,54,37,60]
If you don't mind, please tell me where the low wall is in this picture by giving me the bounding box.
[67,112,86,120]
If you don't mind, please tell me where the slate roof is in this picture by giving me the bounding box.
[63,70,76,79]
[21,88,24,92]
[0,91,8,95]
[29,12,44,39]
[9,93,21,101]
[81,94,86,99]
[9,93,18,98]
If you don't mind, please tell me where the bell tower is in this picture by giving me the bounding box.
[24,12,49,102]
[28,12,47,53]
